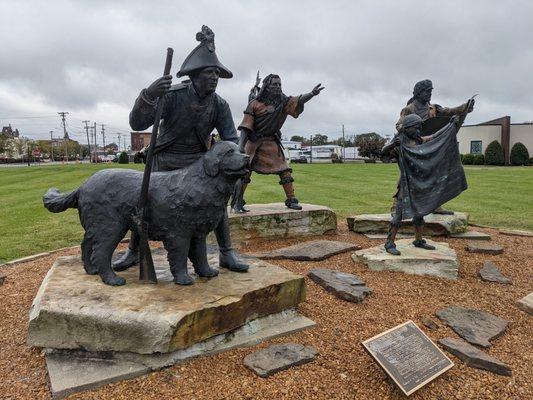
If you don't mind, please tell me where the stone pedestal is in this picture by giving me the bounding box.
[347,212,469,236]
[352,239,459,280]
[224,203,337,244]
[28,248,314,398]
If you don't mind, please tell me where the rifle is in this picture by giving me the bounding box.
[136,47,174,283]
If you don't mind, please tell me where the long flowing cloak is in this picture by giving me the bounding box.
[398,120,467,219]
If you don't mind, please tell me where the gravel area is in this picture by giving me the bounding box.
[1,224,532,400]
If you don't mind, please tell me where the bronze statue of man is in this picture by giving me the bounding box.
[231,74,324,212]
[382,111,469,255]
[396,79,474,215]
[113,25,249,275]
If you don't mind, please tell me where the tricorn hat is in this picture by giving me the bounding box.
[177,25,233,79]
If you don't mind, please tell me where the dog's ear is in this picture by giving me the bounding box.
[203,149,220,177]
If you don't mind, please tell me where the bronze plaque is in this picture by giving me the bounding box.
[362,320,454,396]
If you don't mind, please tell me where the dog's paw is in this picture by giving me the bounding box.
[84,268,98,275]
[195,266,219,278]
[102,275,126,286]
[174,274,194,285]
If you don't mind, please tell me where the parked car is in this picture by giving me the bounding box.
[291,154,308,163]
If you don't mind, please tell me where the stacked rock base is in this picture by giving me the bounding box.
[27,247,313,398]
[223,203,337,244]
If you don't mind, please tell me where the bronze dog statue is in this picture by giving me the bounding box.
[44,141,249,286]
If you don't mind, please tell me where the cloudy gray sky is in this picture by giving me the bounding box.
[1,0,532,147]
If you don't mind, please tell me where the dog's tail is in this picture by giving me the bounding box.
[43,187,79,213]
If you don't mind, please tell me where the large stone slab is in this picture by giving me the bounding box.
[46,353,149,400]
[466,242,504,255]
[347,212,469,236]
[308,268,372,303]
[450,231,491,240]
[516,292,533,315]
[45,310,315,399]
[363,233,413,239]
[243,343,318,377]
[439,337,512,376]
[226,203,337,244]
[251,240,359,261]
[479,261,511,284]
[436,306,508,348]
[352,239,459,280]
[499,229,533,238]
[28,248,306,354]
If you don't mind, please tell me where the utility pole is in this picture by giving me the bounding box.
[50,131,54,162]
[93,122,98,162]
[101,124,106,152]
[58,111,69,163]
[310,134,313,164]
[117,133,122,152]
[83,120,91,163]
[342,124,345,160]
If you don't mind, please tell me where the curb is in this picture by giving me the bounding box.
[0,238,130,267]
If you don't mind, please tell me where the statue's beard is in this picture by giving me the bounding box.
[262,90,283,105]
[415,95,431,105]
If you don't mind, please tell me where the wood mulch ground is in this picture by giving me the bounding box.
[1,222,532,400]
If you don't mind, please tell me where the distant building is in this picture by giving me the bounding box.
[458,116,533,165]
[281,140,302,150]
[130,131,151,151]
[1,124,20,138]
[301,144,343,162]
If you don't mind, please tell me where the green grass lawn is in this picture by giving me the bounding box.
[1,162,531,262]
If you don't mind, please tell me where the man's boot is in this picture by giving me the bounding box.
[280,171,302,210]
[413,224,435,250]
[215,211,249,272]
[433,206,454,215]
[385,225,401,255]
[113,232,140,271]
[231,178,249,213]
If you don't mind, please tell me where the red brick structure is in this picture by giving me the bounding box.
[130,131,151,151]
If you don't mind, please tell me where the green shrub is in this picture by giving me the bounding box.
[510,142,529,166]
[460,154,464,163]
[484,140,504,165]
[118,151,129,164]
[529,157,533,166]
[462,153,475,165]
[133,152,143,164]
[473,154,485,165]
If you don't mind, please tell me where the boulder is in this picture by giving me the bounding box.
[436,306,508,348]
[352,239,459,280]
[466,242,504,255]
[251,240,359,261]
[308,268,372,303]
[516,292,533,315]
[439,337,511,376]
[347,212,469,236]
[244,343,317,377]
[479,261,511,284]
